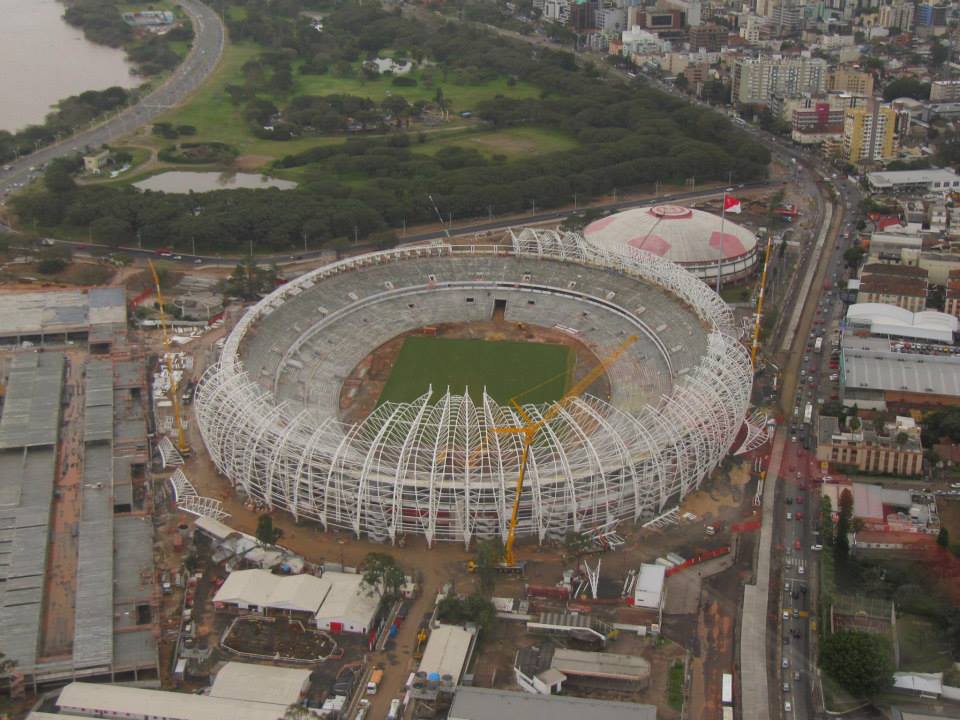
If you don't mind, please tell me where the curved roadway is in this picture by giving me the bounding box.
[0,0,223,196]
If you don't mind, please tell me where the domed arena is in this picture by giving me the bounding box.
[195,229,753,546]
[583,204,759,284]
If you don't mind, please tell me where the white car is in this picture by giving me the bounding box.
[811,544,823,551]
[785,701,792,712]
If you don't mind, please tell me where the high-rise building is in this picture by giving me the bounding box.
[842,102,905,165]
[916,3,947,26]
[828,68,874,96]
[732,56,828,105]
[688,23,727,51]
[769,0,801,35]
[878,2,914,31]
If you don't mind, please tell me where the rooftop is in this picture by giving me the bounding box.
[0,288,125,339]
[419,624,477,681]
[551,648,651,681]
[842,335,960,397]
[633,563,666,609]
[210,662,311,706]
[867,167,959,188]
[583,204,757,265]
[213,569,330,615]
[846,303,957,343]
[448,687,657,720]
[56,682,291,720]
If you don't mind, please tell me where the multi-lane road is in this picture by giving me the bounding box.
[0,0,224,200]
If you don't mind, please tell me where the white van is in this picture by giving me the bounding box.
[387,699,401,720]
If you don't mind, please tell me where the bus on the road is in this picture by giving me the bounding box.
[814,337,823,353]
[803,403,813,425]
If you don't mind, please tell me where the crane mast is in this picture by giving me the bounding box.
[495,335,638,566]
[149,261,190,455]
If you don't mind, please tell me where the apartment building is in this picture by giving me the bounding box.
[930,80,960,103]
[857,263,929,311]
[841,102,905,165]
[732,56,828,104]
[828,68,874,96]
[816,415,924,476]
[878,2,915,31]
[945,269,960,317]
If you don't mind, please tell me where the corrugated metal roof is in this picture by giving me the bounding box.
[0,352,64,449]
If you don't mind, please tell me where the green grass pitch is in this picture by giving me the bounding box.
[377,337,574,406]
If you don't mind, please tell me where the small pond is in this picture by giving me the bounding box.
[134,171,297,193]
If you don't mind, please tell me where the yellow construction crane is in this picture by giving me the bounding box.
[149,260,190,456]
[480,335,638,570]
[750,231,775,369]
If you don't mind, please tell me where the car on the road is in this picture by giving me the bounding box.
[795,496,803,504]
[194,258,203,264]
[783,610,790,620]
[783,635,789,644]
[785,701,792,712]
[786,512,793,520]
[782,658,790,668]
[795,511,803,521]
[793,671,801,681]
[794,539,801,550]
[783,682,790,692]
[786,497,793,505]
[811,544,823,551]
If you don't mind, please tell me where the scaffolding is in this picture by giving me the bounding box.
[195,232,752,547]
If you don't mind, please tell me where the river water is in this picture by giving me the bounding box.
[0,0,137,133]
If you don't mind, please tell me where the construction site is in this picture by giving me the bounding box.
[0,181,791,720]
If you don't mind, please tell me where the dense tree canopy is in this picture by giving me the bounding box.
[819,631,895,697]
[11,1,769,253]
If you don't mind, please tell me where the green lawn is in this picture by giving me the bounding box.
[411,126,577,160]
[897,614,953,672]
[377,337,573,406]
[294,69,539,112]
[154,42,547,160]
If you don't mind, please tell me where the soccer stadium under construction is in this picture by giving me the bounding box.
[195,229,753,546]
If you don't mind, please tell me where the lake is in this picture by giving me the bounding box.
[0,0,138,132]
[134,171,298,193]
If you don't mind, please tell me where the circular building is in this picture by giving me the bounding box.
[583,204,759,284]
[195,229,752,546]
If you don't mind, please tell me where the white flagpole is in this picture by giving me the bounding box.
[717,197,725,294]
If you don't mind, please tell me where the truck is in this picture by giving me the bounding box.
[722,673,734,706]
[813,337,823,354]
[366,668,384,695]
[803,403,813,425]
[466,559,527,575]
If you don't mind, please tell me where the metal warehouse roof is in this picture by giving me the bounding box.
[0,288,125,338]
[56,682,293,720]
[0,352,65,449]
[210,662,311,706]
[843,341,960,397]
[449,687,657,720]
[867,168,959,189]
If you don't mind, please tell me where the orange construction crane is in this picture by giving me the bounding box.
[493,335,638,568]
[149,260,190,456]
[750,231,775,369]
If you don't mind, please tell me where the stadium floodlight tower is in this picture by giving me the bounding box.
[195,228,753,548]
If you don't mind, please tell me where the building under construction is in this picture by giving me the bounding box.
[0,298,157,690]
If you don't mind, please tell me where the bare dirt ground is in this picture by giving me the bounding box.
[339,319,610,424]
[38,350,85,660]
[234,155,273,171]
[222,616,336,660]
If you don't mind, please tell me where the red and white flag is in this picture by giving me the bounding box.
[723,194,742,214]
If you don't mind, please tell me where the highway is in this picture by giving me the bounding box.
[0,0,224,200]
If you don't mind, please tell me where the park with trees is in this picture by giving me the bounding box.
[9,0,769,255]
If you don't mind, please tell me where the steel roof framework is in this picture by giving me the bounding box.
[195,231,752,546]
